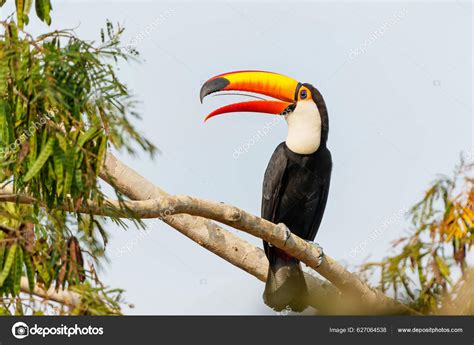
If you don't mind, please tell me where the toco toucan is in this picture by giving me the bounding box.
[200,70,332,312]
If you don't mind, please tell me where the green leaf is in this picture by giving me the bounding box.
[95,135,107,175]
[0,101,13,154]
[77,127,101,149]
[435,256,451,284]
[35,261,51,288]
[23,136,55,182]
[29,133,37,165]
[53,144,64,194]
[3,263,14,295]
[13,245,23,295]
[55,133,67,152]
[15,0,25,29]
[0,233,6,269]
[0,243,17,287]
[23,251,35,292]
[75,169,83,190]
[24,0,33,14]
[63,147,75,198]
[6,20,18,43]
[35,0,52,25]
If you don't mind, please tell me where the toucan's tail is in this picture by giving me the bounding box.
[263,246,308,312]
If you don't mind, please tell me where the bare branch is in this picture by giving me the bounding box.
[1,153,418,314]
[20,277,81,306]
[99,154,346,313]
[99,153,418,315]
[0,191,340,313]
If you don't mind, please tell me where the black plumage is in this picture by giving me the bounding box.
[262,85,332,312]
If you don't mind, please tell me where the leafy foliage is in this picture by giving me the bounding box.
[1,0,52,29]
[0,15,155,314]
[0,201,125,315]
[360,159,473,314]
[0,21,155,209]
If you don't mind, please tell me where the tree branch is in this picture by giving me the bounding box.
[0,189,341,312]
[1,154,418,314]
[99,153,418,315]
[20,277,81,306]
[99,154,347,314]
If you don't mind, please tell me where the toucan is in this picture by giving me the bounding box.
[200,71,332,312]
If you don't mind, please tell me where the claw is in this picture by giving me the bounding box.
[306,241,324,267]
[277,223,292,245]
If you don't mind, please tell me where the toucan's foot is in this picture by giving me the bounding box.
[306,241,324,267]
[277,223,292,245]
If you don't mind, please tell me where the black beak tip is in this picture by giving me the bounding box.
[199,77,230,103]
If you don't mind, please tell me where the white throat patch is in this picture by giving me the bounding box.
[285,100,322,154]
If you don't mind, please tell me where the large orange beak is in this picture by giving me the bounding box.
[200,70,301,122]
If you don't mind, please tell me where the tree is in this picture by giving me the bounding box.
[0,1,471,315]
[0,1,154,314]
[360,159,473,314]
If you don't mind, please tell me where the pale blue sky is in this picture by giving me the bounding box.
[1,1,472,314]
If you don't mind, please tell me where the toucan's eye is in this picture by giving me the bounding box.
[300,89,307,99]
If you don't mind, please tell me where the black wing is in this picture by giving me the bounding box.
[261,143,288,257]
[306,172,331,241]
[261,143,288,223]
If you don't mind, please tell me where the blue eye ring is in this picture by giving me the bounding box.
[300,89,307,99]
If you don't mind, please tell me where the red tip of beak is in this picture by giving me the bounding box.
[204,100,293,122]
